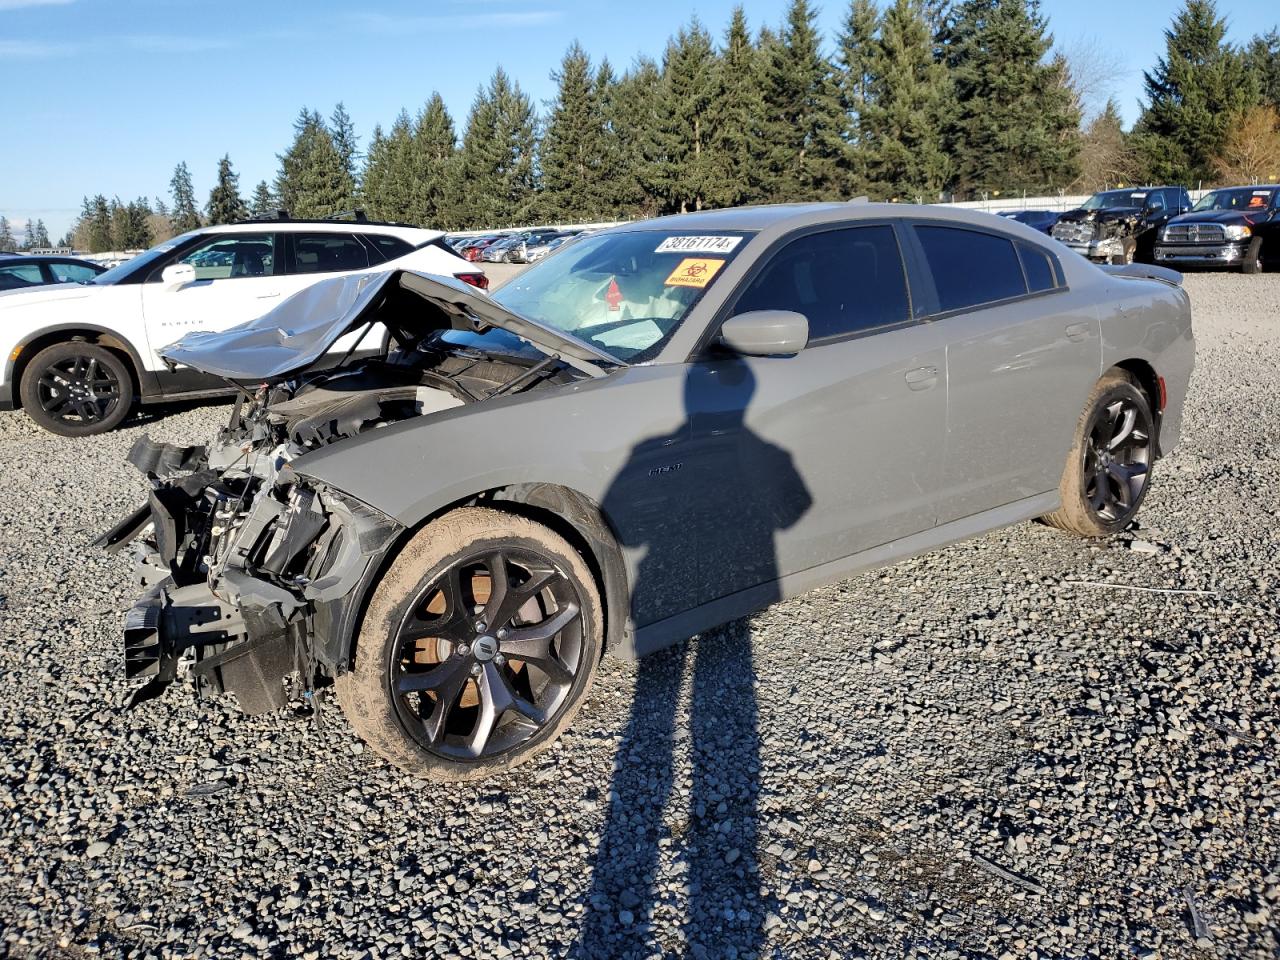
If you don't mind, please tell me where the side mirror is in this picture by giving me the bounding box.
[160,263,196,290]
[719,310,809,357]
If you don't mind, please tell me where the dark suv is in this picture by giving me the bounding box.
[1155,185,1278,274]
[1051,187,1191,264]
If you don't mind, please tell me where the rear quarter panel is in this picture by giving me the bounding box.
[1096,276,1194,453]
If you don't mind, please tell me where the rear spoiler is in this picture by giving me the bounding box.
[1099,263,1183,287]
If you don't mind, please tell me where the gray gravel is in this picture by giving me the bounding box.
[1,272,1278,959]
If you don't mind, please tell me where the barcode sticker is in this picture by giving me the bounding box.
[655,235,743,254]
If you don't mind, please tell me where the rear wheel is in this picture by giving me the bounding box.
[1242,237,1264,275]
[337,507,603,780]
[19,341,133,437]
[1042,370,1155,537]
[1109,238,1136,266]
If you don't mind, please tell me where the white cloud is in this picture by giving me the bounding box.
[0,0,76,11]
[0,38,76,57]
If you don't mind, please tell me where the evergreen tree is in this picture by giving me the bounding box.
[276,108,353,218]
[361,112,416,221]
[649,20,720,214]
[0,217,15,253]
[26,218,50,249]
[943,0,1081,196]
[708,7,768,207]
[111,197,154,249]
[82,195,113,252]
[607,57,665,217]
[330,101,360,198]
[837,0,881,158]
[206,154,247,225]
[169,161,202,233]
[541,42,612,221]
[456,69,538,228]
[411,93,461,228]
[862,0,952,201]
[1246,30,1280,110]
[249,180,276,217]
[758,0,851,201]
[1137,0,1258,184]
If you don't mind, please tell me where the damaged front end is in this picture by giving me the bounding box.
[99,268,610,715]
[102,423,401,714]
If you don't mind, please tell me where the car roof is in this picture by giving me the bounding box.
[204,221,441,242]
[0,254,99,264]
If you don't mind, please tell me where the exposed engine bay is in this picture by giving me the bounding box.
[99,270,588,715]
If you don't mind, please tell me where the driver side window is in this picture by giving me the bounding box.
[175,233,276,281]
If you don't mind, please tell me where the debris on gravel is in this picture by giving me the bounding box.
[1,274,1277,959]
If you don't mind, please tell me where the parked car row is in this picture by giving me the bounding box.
[0,252,106,291]
[446,228,587,265]
[1000,183,1277,274]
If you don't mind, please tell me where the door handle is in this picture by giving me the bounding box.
[1065,322,1089,342]
[904,365,938,391]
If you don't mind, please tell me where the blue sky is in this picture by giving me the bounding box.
[1,0,1275,240]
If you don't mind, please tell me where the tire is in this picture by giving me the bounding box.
[1109,238,1136,266]
[19,341,133,437]
[1242,237,1264,275]
[337,506,604,781]
[1042,370,1156,538]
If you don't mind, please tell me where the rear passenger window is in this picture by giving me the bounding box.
[293,233,371,274]
[1017,243,1058,293]
[915,226,1026,313]
[733,225,910,341]
[362,234,413,263]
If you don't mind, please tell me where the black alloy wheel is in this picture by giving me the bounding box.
[19,341,133,436]
[1082,396,1152,523]
[391,548,587,761]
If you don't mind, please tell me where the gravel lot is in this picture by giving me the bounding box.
[1,272,1277,959]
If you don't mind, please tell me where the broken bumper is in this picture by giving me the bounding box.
[103,435,403,715]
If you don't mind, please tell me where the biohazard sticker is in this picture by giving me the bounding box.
[665,258,725,288]
[655,235,743,254]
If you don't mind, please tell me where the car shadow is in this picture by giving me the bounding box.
[577,359,811,959]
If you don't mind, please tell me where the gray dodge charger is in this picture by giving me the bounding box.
[101,202,1195,780]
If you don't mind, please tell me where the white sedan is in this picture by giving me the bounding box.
[0,218,485,435]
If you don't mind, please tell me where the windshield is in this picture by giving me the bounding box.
[1192,187,1279,212]
[490,229,752,362]
[90,232,199,285]
[1082,190,1150,211]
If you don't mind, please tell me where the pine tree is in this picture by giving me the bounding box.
[1246,30,1280,110]
[541,42,612,221]
[82,195,113,252]
[607,57,664,217]
[648,20,720,214]
[0,217,16,253]
[361,112,416,221]
[112,197,154,249]
[329,102,360,206]
[249,180,276,217]
[1137,1,1260,184]
[206,154,247,225]
[708,7,768,207]
[276,108,353,218]
[456,69,538,228]
[411,93,461,228]
[943,0,1081,196]
[862,0,952,201]
[758,0,851,201]
[837,0,881,174]
[27,218,50,249]
[169,162,202,233]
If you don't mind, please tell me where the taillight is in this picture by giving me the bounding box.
[454,272,490,291]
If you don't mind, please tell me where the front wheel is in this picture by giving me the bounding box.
[1042,370,1155,537]
[1109,238,1136,266]
[337,507,604,780]
[1242,237,1264,275]
[19,341,134,437]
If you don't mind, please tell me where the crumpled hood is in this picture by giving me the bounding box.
[1058,207,1143,225]
[160,269,619,380]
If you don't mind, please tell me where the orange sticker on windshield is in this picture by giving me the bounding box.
[665,258,724,288]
